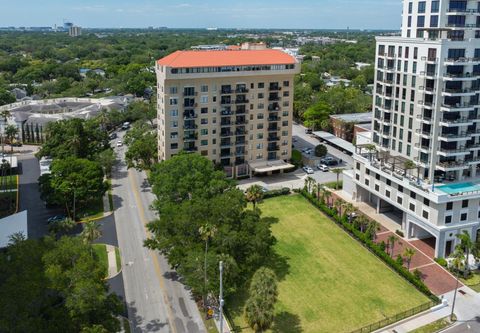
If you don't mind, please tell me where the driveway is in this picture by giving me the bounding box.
[17,152,63,239]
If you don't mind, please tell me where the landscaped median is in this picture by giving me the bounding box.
[92,243,122,279]
[227,194,434,333]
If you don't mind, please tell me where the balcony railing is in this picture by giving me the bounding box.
[269,86,282,91]
[235,99,249,104]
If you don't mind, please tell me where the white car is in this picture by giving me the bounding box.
[318,164,329,172]
[303,166,314,174]
[116,140,123,147]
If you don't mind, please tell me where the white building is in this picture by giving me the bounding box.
[344,0,480,258]
[69,26,82,37]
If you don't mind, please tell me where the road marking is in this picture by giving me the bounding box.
[128,168,178,333]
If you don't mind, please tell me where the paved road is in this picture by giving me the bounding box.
[112,133,206,333]
[443,319,480,332]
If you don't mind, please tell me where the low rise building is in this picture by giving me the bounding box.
[330,112,372,142]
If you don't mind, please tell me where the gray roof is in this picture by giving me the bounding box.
[355,122,372,131]
[312,131,355,154]
[329,112,372,124]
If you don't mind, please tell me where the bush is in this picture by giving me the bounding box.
[395,229,404,237]
[291,149,303,168]
[413,269,423,280]
[396,255,404,266]
[435,258,448,268]
[379,241,386,252]
[324,181,343,190]
[263,188,291,199]
[299,190,439,303]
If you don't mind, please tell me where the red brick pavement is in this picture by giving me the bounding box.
[374,232,460,295]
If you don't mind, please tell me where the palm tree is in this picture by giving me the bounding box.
[315,183,324,202]
[48,217,76,238]
[354,215,370,233]
[456,231,474,278]
[387,234,398,257]
[199,224,217,309]
[365,220,380,240]
[331,168,343,190]
[323,189,332,207]
[403,247,416,270]
[333,199,345,217]
[343,203,356,222]
[81,221,102,245]
[245,185,264,211]
[450,247,465,321]
[304,176,315,193]
[4,125,18,153]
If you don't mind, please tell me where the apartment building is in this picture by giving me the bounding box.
[344,0,480,258]
[156,49,300,178]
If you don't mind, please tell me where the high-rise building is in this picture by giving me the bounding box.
[155,49,300,178]
[344,0,480,258]
[69,26,82,37]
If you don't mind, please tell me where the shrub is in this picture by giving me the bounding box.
[379,241,386,252]
[413,269,423,280]
[315,144,328,157]
[299,190,439,303]
[396,255,404,266]
[324,181,343,190]
[395,229,405,237]
[435,257,448,268]
[263,188,290,199]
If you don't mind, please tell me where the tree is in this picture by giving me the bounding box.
[314,144,328,158]
[0,89,15,106]
[331,168,343,190]
[95,148,116,177]
[364,144,377,162]
[0,236,122,332]
[244,267,278,333]
[199,224,217,309]
[304,176,315,193]
[365,220,380,240]
[81,221,102,245]
[48,217,76,238]
[403,247,416,270]
[125,131,158,170]
[39,157,107,217]
[245,185,264,211]
[450,247,465,321]
[303,102,332,131]
[456,231,474,278]
[387,234,398,257]
[4,124,18,153]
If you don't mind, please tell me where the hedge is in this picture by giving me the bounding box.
[263,187,291,199]
[300,190,439,303]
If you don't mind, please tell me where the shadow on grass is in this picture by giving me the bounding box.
[272,312,302,333]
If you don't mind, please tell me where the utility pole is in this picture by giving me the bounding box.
[219,261,224,333]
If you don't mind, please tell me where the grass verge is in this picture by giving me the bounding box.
[228,195,429,333]
[460,271,480,292]
[198,308,219,333]
[409,317,452,333]
[324,180,343,190]
[92,244,108,278]
[115,247,121,271]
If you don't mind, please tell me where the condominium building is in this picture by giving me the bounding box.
[155,49,300,178]
[344,0,480,258]
[68,26,82,37]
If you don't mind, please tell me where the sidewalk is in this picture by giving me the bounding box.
[106,244,118,279]
[379,304,450,333]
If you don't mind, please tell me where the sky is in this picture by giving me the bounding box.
[0,0,402,30]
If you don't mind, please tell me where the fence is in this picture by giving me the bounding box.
[349,301,436,333]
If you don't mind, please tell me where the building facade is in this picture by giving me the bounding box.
[69,26,82,37]
[344,0,480,258]
[156,49,300,178]
[330,112,372,142]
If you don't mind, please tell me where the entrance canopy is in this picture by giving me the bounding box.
[248,160,294,173]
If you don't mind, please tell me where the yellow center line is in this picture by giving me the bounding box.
[128,169,178,333]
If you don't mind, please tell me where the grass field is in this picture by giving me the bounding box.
[228,195,428,333]
[92,244,108,278]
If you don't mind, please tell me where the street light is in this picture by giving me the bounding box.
[219,261,224,333]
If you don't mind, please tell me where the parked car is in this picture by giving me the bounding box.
[318,164,329,172]
[121,122,130,130]
[109,132,117,140]
[303,166,314,174]
[116,140,123,147]
[321,157,339,166]
[47,215,67,224]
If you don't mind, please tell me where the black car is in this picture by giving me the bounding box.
[109,132,117,140]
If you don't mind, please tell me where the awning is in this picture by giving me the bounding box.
[312,131,355,155]
[248,160,295,173]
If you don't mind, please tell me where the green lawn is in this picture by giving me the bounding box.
[228,195,428,333]
[78,196,105,221]
[460,271,480,292]
[115,247,121,271]
[92,244,108,278]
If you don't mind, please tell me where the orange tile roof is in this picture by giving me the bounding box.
[157,49,296,68]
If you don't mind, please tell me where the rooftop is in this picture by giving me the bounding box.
[157,49,296,68]
[330,112,372,124]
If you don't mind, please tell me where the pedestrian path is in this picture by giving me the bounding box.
[379,305,450,333]
[106,244,118,279]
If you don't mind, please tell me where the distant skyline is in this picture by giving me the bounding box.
[0,0,402,30]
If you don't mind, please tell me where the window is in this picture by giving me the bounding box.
[257,123,264,130]
[431,1,439,13]
[256,143,263,149]
[257,113,264,119]
[423,198,430,206]
[430,15,439,28]
[461,213,467,221]
[410,191,416,199]
[201,118,208,125]
[365,179,370,186]
[447,202,453,210]
[417,16,425,28]
[386,190,391,198]
[171,121,178,128]
[170,110,178,117]
[408,16,412,28]
[169,86,178,94]
[201,85,208,93]
[258,82,264,89]
[356,162,360,170]
[169,97,178,105]
[445,215,452,224]
[170,132,178,139]
[422,210,429,219]
[408,2,412,14]
[397,196,403,204]
[283,80,290,87]
[200,129,208,135]
[258,93,264,99]
[356,173,360,180]
[200,96,208,104]
[375,184,380,192]
[398,185,403,192]
[462,200,469,208]
[418,1,426,13]
[409,203,415,212]
[376,174,380,180]
[201,139,208,146]
[386,179,391,186]
[201,107,208,114]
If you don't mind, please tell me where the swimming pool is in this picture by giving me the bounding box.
[436,182,480,195]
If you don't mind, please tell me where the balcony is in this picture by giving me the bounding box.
[419,86,435,94]
[420,71,436,78]
[235,140,246,146]
[221,88,233,95]
[183,102,198,108]
[267,145,280,152]
[220,100,233,106]
[444,57,480,65]
[268,104,280,111]
[268,116,279,122]
[439,117,473,126]
[269,85,282,91]
[438,147,470,156]
[436,161,469,171]
[183,112,197,120]
[235,130,247,136]
[183,124,198,130]
[442,87,477,96]
[235,99,249,104]
[443,72,478,81]
[235,150,246,157]
[268,96,280,101]
[415,129,432,137]
[235,108,246,115]
[416,114,432,123]
[183,91,198,97]
[235,119,247,125]
[438,132,471,141]
[220,121,232,127]
[235,87,249,93]
[220,132,233,137]
[268,136,280,142]
[220,110,234,116]
[220,152,233,158]
[441,103,476,112]
[183,135,197,142]
[220,142,234,148]
[184,146,198,152]
[267,126,279,132]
